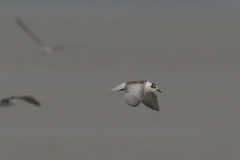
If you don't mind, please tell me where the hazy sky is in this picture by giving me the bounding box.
[1,0,240,19]
[0,1,240,159]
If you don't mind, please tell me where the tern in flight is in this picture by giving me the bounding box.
[111,81,162,111]
[15,17,86,55]
[0,96,41,107]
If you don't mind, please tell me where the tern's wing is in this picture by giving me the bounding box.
[111,83,126,91]
[17,96,41,107]
[124,84,144,107]
[15,17,45,47]
[141,92,159,111]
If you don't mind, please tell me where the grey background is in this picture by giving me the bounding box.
[0,1,240,159]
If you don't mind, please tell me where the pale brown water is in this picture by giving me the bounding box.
[1,1,240,159]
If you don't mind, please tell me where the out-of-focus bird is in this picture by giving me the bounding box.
[0,96,41,107]
[15,16,86,55]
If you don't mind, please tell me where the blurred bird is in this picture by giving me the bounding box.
[15,16,86,55]
[111,81,161,111]
[0,96,41,107]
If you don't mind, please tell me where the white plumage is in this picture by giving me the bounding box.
[111,81,161,111]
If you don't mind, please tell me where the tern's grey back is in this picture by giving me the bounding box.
[126,81,147,85]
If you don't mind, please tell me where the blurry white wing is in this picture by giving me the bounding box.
[141,92,159,111]
[124,84,144,107]
[111,83,126,91]
[15,17,45,47]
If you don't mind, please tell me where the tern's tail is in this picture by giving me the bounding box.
[111,83,126,91]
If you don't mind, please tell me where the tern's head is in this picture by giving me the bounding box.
[145,81,162,93]
[151,83,161,92]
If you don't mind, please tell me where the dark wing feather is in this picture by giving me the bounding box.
[15,17,45,46]
[141,92,159,111]
[17,96,41,107]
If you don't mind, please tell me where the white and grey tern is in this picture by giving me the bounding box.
[111,81,161,111]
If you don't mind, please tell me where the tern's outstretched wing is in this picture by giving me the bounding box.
[111,83,126,91]
[141,92,159,111]
[124,84,144,107]
[15,17,45,46]
[17,96,41,107]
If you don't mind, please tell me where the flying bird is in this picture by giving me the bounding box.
[0,96,41,107]
[111,81,161,111]
[15,16,86,55]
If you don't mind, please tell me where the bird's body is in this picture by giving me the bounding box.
[0,96,41,107]
[0,97,17,106]
[111,81,161,111]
